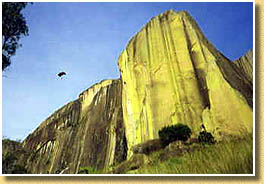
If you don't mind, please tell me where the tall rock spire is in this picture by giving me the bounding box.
[118,10,253,157]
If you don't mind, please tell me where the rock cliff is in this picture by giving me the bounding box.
[23,79,127,174]
[118,10,253,157]
[18,10,253,173]
[234,49,253,84]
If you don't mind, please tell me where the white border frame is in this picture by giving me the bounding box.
[1,0,255,176]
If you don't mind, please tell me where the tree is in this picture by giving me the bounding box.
[2,2,29,71]
[2,139,28,174]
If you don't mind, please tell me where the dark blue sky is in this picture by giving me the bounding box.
[2,2,253,140]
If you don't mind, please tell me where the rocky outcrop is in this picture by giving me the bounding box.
[131,139,164,155]
[23,79,127,174]
[118,10,252,157]
[111,154,150,174]
[19,10,253,174]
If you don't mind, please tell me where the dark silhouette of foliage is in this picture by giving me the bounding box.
[158,124,192,146]
[198,131,215,144]
[2,153,27,174]
[2,139,28,174]
[2,2,30,71]
[78,166,101,174]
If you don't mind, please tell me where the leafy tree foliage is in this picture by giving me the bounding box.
[2,139,28,174]
[2,152,28,174]
[158,124,192,146]
[2,2,29,71]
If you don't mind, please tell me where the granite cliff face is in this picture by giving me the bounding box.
[18,10,253,173]
[234,49,253,84]
[118,10,252,157]
[23,79,127,174]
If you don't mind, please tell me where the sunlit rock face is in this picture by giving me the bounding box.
[118,10,253,157]
[21,10,253,173]
[23,79,127,174]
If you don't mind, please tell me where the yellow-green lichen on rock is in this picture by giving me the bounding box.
[118,10,253,157]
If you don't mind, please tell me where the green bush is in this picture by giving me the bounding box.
[158,124,192,146]
[78,166,101,174]
[198,131,215,144]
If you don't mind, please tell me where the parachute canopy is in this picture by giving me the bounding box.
[57,71,66,77]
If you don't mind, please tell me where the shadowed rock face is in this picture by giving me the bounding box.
[234,49,253,85]
[20,10,253,173]
[118,10,253,157]
[23,79,127,174]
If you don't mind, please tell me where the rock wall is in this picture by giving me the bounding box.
[23,79,127,174]
[118,10,253,157]
[21,10,253,173]
[234,49,253,84]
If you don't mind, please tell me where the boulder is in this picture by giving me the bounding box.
[131,139,164,155]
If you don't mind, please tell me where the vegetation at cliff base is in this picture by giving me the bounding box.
[158,124,192,146]
[126,135,253,174]
[78,166,102,174]
[2,139,28,174]
[198,131,215,144]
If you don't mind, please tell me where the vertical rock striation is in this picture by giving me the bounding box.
[118,10,253,157]
[234,49,253,84]
[20,10,253,173]
[23,79,127,174]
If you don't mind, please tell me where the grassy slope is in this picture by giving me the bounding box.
[3,135,252,174]
[127,135,253,174]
